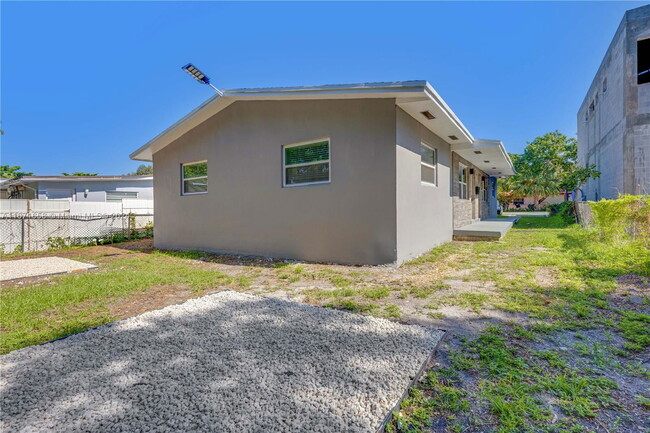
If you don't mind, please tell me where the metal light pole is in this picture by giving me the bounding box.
[181,63,223,96]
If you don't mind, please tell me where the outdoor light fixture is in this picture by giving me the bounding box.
[181,63,223,96]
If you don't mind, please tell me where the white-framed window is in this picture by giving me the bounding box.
[107,191,138,202]
[458,163,468,199]
[181,160,208,195]
[420,142,437,186]
[481,177,488,201]
[283,138,330,187]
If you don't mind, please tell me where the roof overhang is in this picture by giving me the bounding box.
[1,176,153,186]
[130,81,476,161]
[451,139,515,177]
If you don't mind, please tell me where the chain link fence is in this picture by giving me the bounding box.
[0,213,153,254]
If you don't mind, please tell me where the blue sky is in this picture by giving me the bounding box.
[1,1,646,175]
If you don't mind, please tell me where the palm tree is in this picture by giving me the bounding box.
[513,167,561,209]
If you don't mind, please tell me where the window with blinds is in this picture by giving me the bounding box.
[106,191,138,202]
[420,143,437,186]
[283,139,330,186]
[182,161,208,195]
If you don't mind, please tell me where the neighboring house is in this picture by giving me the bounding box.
[0,179,12,200]
[130,81,514,265]
[577,4,650,200]
[1,176,153,201]
[506,193,569,210]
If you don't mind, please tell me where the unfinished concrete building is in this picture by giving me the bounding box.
[577,4,650,200]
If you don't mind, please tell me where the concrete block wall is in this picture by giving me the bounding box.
[633,123,650,194]
[578,5,650,200]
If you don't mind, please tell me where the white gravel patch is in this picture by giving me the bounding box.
[0,291,442,433]
[0,257,97,281]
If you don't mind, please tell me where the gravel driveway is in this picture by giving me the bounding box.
[0,291,442,433]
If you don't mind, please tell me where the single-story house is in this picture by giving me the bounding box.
[130,81,515,265]
[506,193,569,210]
[1,175,153,202]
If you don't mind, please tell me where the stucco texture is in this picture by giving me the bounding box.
[395,108,453,263]
[153,99,397,265]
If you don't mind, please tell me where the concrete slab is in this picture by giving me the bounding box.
[0,257,97,282]
[453,217,518,240]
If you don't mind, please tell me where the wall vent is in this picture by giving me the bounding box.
[448,135,459,141]
[421,111,436,120]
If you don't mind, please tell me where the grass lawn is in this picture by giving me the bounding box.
[1,213,648,432]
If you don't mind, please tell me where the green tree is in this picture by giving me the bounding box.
[497,177,520,210]
[128,164,153,175]
[1,165,33,178]
[501,131,600,209]
[61,172,98,176]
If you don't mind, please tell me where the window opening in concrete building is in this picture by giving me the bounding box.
[638,38,650,85]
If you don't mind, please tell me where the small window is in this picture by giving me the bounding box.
[182,161,208,195]
[638,39,650,85]
[602,77,607,93]
[106,191,138,202]
[458,163,468,199]
[283,139,330,187]
[482,177,489,201]
[420,143,437,186]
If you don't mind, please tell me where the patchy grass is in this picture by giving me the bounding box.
[323,298,379,314]
[0,252,235,353]
[409,281,451,299]
[2,208,649,432]
[388,212,650,433]
[363,286,392,299]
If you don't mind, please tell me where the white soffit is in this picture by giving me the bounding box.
[452,139,515,177]
[129,81,477,161]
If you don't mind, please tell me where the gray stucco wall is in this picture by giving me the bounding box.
[34,180,153,201]
[578,5,650,199]
[395,108,453,263]
[153,98,397,265]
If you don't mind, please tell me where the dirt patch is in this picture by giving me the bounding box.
[108,284,204,319]
[611,274,650,312]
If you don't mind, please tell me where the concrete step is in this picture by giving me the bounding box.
[453,216,519,241]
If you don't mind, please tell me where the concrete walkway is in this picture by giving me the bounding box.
[502,211,550,217]
[453,217,518,240]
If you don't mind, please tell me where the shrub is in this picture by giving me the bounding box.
[46,236,68,250]
[548,201,575,224]
[589,195,650,244]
